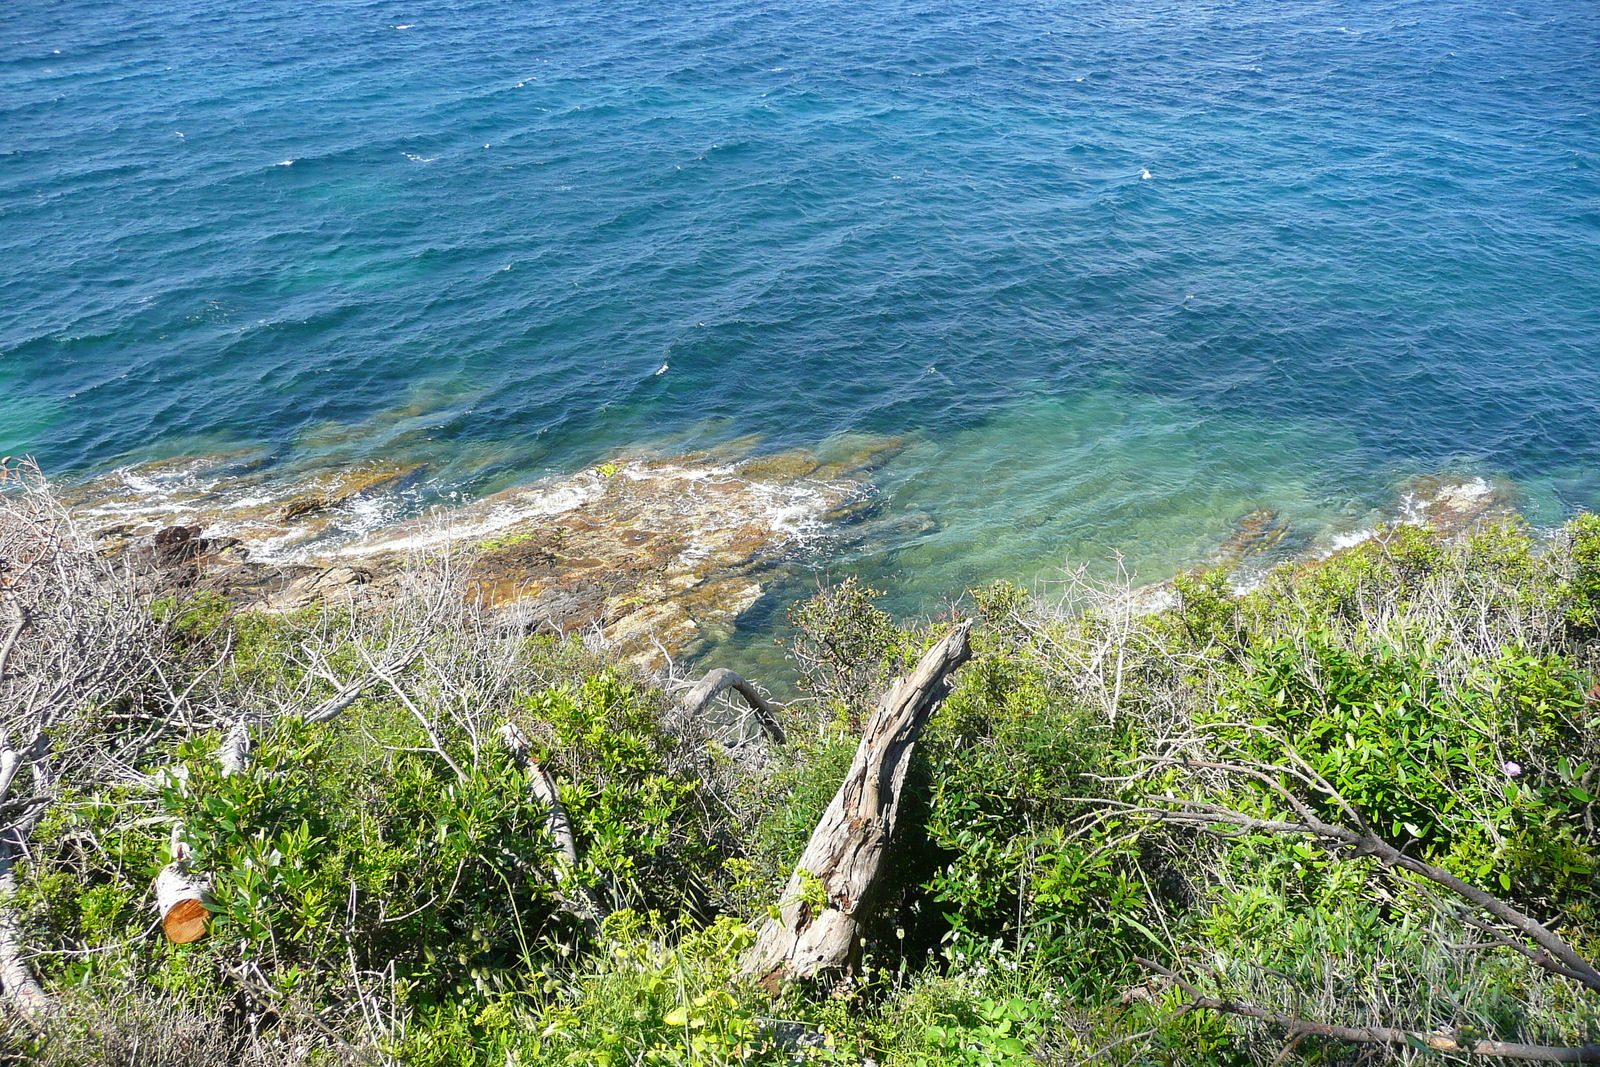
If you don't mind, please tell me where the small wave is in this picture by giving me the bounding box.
[1327,528,1377,551]
[340,479,604,557]
[118,469,163,494]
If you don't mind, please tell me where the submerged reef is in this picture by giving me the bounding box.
[64,442,895,669]
[64,442,1520,671]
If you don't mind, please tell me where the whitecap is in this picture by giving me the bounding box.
[1140,168,1152,180]
[118,469,162,494]
[1327,528,1376,551]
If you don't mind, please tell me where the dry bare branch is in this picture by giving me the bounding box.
[676,667,786,744]
[1136,957,1600,1063]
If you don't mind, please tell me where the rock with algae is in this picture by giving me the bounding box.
[66,440,898,671]
[340,449,884,669]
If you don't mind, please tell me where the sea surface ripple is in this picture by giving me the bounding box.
[3,0,1600,611]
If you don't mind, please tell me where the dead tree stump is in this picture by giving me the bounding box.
[741,620,972,989]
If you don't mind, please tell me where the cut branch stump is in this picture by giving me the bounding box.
[155,833,210,944]
[741,620,972,989]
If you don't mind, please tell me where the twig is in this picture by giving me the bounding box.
[0,608,28,684]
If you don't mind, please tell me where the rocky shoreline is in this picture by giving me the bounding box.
[63,443,1524,671]
[65,441,899,669]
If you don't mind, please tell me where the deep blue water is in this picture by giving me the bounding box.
[4,0,1600,605]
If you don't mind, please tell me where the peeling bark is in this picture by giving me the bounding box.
[741,620,972,988]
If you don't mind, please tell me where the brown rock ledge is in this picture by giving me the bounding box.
[68,441,898,671]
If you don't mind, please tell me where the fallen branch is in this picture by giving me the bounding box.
[499,723,607,934]
[154,831,209,945]
[741,621,972,988]
[678,668,786,745]
[1135,957,1600,1063]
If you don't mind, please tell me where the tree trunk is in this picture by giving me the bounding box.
[741,620,972,989]
[0,848,47,1015]
[154,835,209,944]
[218,720,251,777]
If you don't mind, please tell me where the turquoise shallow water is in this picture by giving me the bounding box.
[4,0,1600,618]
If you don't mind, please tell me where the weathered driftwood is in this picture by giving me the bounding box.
[498,723,607,932]
[741,620,972,988]
[679,668,786,745]
[154,831,209,944]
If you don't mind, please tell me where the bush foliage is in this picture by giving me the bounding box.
[7,515,1600,1065]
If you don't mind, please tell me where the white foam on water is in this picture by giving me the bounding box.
[1327,528,1377,551]
[1314,477,1501,560]
[337,479,603,557]
[1396,476,1494,524]
[752,483,831,540]
[118,469,163,494]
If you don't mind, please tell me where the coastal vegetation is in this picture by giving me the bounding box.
[3,454,1600,1064]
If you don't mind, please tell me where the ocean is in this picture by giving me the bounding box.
[4,0,1600,631]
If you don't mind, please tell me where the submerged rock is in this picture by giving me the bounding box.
[1123,474,1523,615]
[341,452,872,668]
[67,441,890,671]
[1213,508,1291,564]
[66,455,424,559]
[1394,474,1516,536]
